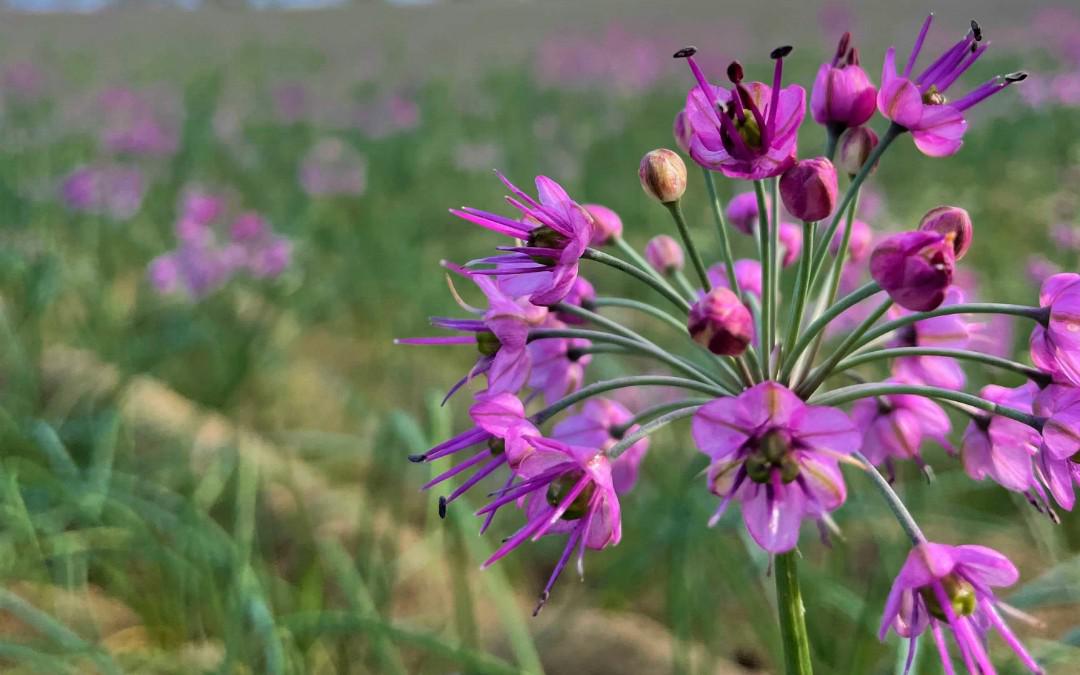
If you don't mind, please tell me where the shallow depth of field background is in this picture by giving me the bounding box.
[1,1,1080,673]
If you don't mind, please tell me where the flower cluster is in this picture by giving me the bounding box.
[147,189,292,300]
[405,15,1057,673]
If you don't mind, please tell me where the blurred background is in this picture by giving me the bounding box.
[0,0,1079,673]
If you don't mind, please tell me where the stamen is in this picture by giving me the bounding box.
[438,496,447,518]
[904,13,935,78]
[770,45,793,59]
[833,32,851,67]
[970,20,982,42]
[847,47,860,67]
[726,60,745,84]
[1005,71,1028,83]
[408,453,427,463]
[767,47,790,134]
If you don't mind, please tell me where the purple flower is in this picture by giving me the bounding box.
[398,269,548,401]
[299,138,367,197]
[878,15,1025,157]
[583,204,622,246]
[811,32,878,128]
[98,86,178,157]
[1032,385,1080,511]
[478,435,621,614]
[852,381,952,472]
[918,206,973,260]
[779,222,803,267]
[453,173,593,306]
[1030,274,1080,386]
[528,317,591,405]
[830,218,872,263]
[780,157,838,222]
[726,191,767,236]
[181,188,225,227]
[60,164,145,221]
[688,287,754,356]
[552,397,649,493]
[691,382,861,552]
[961,383,1041,493]
[677,46,806,180]
[880,542,1042,674]
[644,235,684,275]
[889,288,972,389]
[707,259,762,298]
[553,276,596,325]
[870,230,956,311]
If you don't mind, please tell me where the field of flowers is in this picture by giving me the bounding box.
[1,2,1080,673]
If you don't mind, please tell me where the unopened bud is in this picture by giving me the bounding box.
[918,205,973,260]
[638,148,687,204]
[687,287,753,356]
[779,157,838,222]
[726,191,768,236]
[837,125,880,175]
[870,230,956,311]
[583,204,623,246]
[644,235,684,275]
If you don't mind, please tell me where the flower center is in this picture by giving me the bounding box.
[745,429,799,484]
[487,437,505,456]
[734,114,763,149]
[527,226,568,264]
[546,471,596,520]
[476,331,501,356]
[919,575,977,621]
[922,85,947,106]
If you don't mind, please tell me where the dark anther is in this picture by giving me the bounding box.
[673,46,697,59]
[726,61,744,83]
[847,47,860,66]
[1005,72,1029,83]
[836,32,851,59]
[408,453,427,463]
[770,45,794,59]
[532,590,550,617]
[438,496,448,519]
[566,348,584,362]
[970,20,982,42]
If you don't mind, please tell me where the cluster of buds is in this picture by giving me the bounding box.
[403,15,1057,673]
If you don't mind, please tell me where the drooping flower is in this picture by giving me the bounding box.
[879,542,1043,674]
[688,287,754,356]
[692,382,861,552]
[889,288,972,389]
[780,157,838,222]
[878,15,1026,157]
[1030,273,1080,386]
[851,382,953,474]
[397,267,547,401]
[644,235,684,275]
[811,32,878,129]
[961,383,1041,494]
[453,173,593,306]
[677,46,806,180]
[726,191,768,236]
[1032,384,1080,510]
[919,206,973,260]
[870,230,956,311]
[528,317,592,405]
[707,259,763,298]
[552,398,650,493]
[478,435,621,614]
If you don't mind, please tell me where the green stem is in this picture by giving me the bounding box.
[797,299,893,396]
[780,221,815,376]
[673,269,701,301]
[770,177,781,377]
[666,201,712,291]
[610,398,712,436]
[834,347,1050,385]
[851,303,1049,353]
[607,404,703,459]
[583,247,691,313]
[532,375,729,424]
[775,552,814,675]
[702,168,741,295]
[778,281,882,383]
[824,122,845,162]
[754,180,773,377]
[853,451,926,545]
[529,327,730,389]
[807,383,1045,429]
[592,296,687,334]
[808,123,904,286]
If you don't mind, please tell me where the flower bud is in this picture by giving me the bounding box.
[673,110,693,154]
[687,287,753,356]
[870,230,956,311]
[644,235,684,274]
[638,148,687,204]
[554,277,595,325]
[707,259,762,298]
[779,222,802,267]
[837,125,879,175]
[726,191,768,236]
[918,205,973,260]
[830,219,872,263]
[583,204,623,246]
[779,157,838,222]
[810,34,877,128]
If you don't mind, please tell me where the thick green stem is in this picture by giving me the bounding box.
[775,552,814,675]
[702,168,741,295]
[754,180,773,377]
[665,201,712,292]
[770,178,781,377]
[583,247,691,313]
[852,303,1049,352]
[607,404,702,459]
